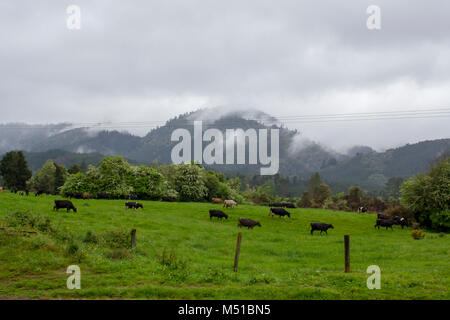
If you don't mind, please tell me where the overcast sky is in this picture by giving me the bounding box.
[1,0,449,151]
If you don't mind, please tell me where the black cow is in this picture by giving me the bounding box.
[269,207,291,218]
[161,196,175,202]
[375,219,394,230]
[54,200,77,213]
[393,216,409,229]
[209,210,228,220]
[35,190,44,196]
[284,203,296,208]
[238,218,261,229]
[310,222,334,235]
[125,202,143,210]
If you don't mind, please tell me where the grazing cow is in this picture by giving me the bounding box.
[375,219,394,230]
[310,222,334,235]
[269,207,291,218]
[223,200,238,208]
[125,202,144,210]
[211,198,224,204]
[19,191,24,196]
[358,207,368,213]
[377,213,390,220]
[393,216,409,229]
[161,196,175,202]
[238,218,261,229]
[35,190,44,196]
[283,203,296,208]
[209,210,228,220]
[54,200,77,213]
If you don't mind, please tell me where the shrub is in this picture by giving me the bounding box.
[411,229,425,240]
[384,205,413,220]
[102,229,131,249]
[155,247,187,270]
[106,248,132,260]
[83,230,100,244]
[65,240,87,262]
[401,158,449,231]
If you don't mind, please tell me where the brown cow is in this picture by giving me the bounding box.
[211,198,224,204]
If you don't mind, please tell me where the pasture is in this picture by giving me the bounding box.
[0,192,448,299]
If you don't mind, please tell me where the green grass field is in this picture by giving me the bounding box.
[0,192,448,300]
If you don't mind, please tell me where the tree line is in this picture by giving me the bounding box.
[0,151,448,231]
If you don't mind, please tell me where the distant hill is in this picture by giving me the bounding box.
[321,139,450,191]
[21,150,105,172]
[0,109,449,193]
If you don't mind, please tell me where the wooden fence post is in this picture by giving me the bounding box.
[234,232,242,272]
[131,229,136,249]
[344,235,350,273]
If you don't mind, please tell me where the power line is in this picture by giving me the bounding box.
[1,108,449,129]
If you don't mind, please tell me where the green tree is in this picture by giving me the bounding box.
[129,165,164,199]
[401,158,450,231]
[174,164,207,201]
[68,165,82,175]
[313,183,332,206]
[0,151,32,190]
[28,160,56,193]
[54,163,67,191]
[385,177,404,199]
[347,185,364,211]
[307,172,323,193]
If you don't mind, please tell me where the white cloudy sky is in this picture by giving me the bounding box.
[0,0,449,151]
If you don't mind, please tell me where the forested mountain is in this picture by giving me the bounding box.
[321,139,450,191]
[0,110,449,193]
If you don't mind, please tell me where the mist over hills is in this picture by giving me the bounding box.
[1,109,449,192]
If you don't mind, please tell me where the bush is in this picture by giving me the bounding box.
[155,247,187,270]
[83,230,100,244]
[106,248,132,260]
[102,229,131,249]
[384,205,413,220]
[65,240,87,262]
[411,229,425,240]
[401,158,449,231]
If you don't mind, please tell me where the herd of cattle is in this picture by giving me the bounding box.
[4,189,410,234]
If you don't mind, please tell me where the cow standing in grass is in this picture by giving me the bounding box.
[211,198,224,204]
[209,210,228,220]
[238,218,261,229]
[223,200,238,208]
[125,202,143,210]
[269,207,291,218]
[375,219,394,230]
[310,222,334,235]
[54,200,77,213]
